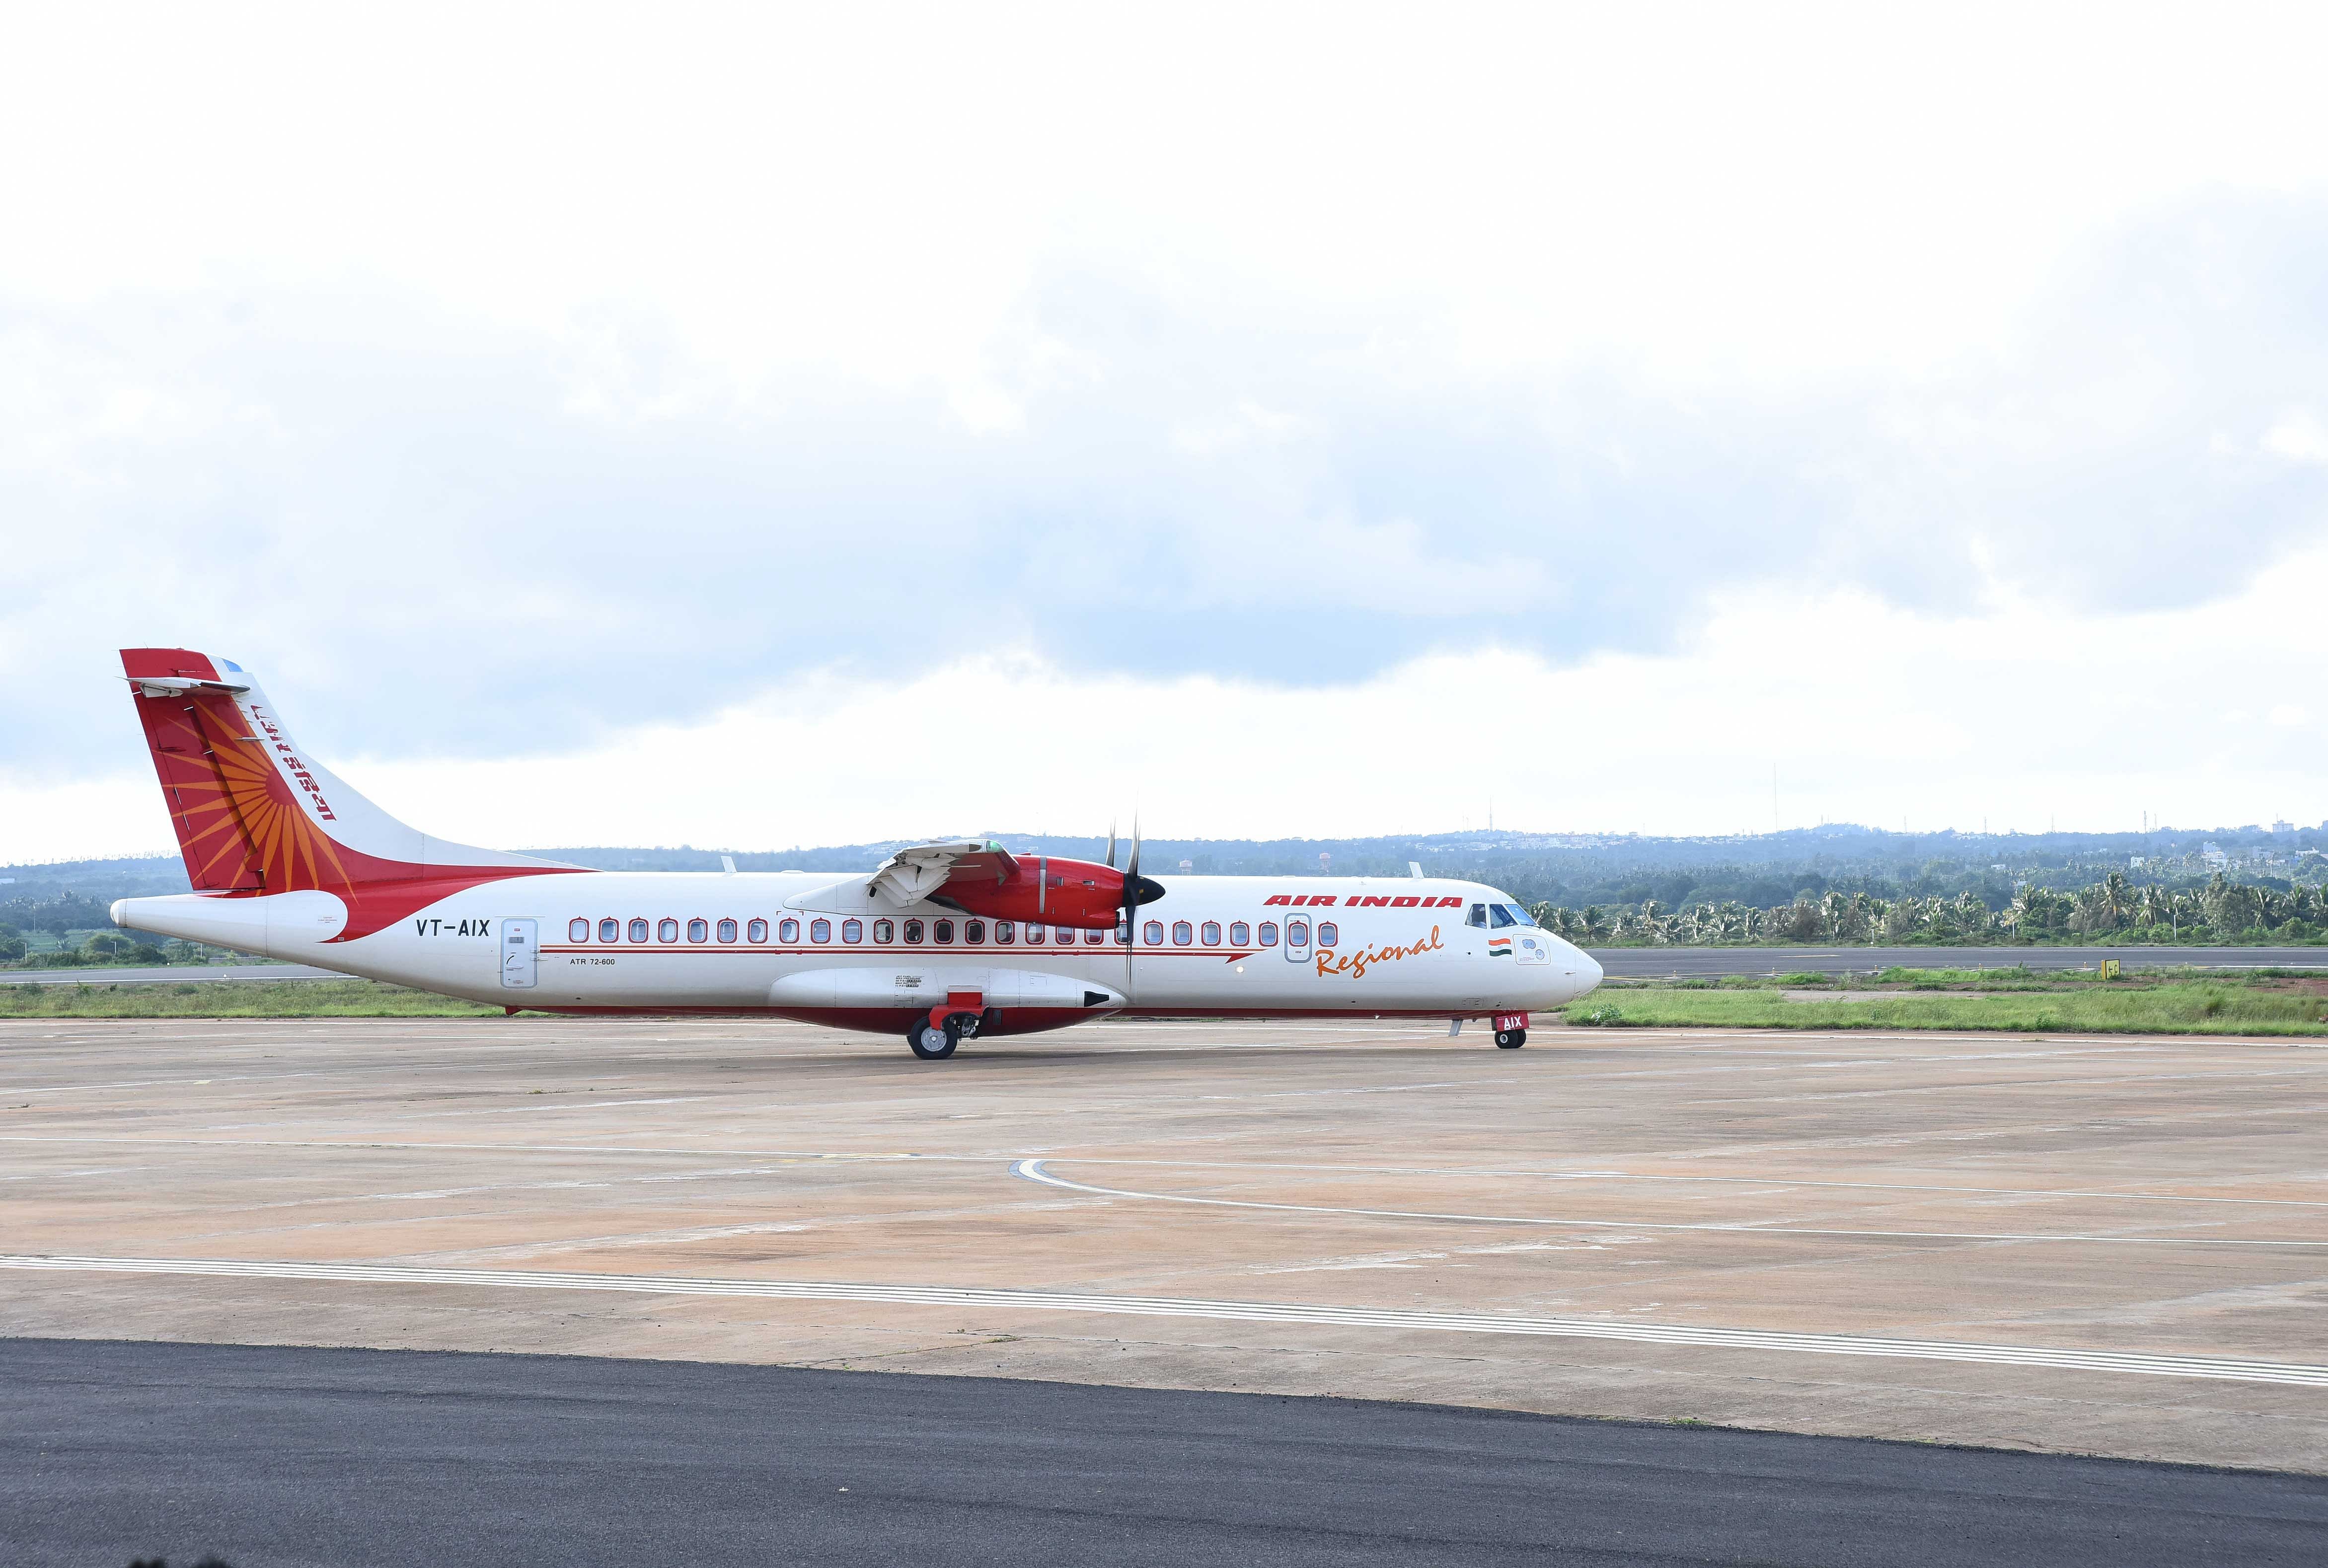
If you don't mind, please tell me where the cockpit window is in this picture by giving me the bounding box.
[1467,903,1488,928]
[1487,904,1516,928]
[1502,903,1537,927]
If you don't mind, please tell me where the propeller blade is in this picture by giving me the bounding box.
[1124,815,1140,960]
[1105,821,1117,870]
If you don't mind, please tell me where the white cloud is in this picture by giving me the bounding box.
[9,3,2328,853]
[2265,412,2328,465]
[6,4,2328,389]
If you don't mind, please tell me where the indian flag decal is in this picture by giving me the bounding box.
[1488,936,1513,957]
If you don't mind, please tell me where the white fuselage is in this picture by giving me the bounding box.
[117,870,1601,1029]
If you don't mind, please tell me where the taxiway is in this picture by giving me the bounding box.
[2,1014,2325,1475]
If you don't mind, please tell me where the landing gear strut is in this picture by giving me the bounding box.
[907,1010,982,1060]
[1494,1028,1527,1049]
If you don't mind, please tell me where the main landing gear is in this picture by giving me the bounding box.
[907,1009,991,1060]
[1494,1027,1527,1049]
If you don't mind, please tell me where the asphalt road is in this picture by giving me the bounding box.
[1590,945,2328,978]
[5,1340,2323,1568]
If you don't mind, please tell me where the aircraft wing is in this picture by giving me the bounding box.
[865,840,1020,908]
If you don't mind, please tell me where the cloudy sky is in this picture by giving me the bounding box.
[4,2,2326,862]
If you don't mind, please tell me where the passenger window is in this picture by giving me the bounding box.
[842,918,863,943]
[1230,921,1249,945]
[1468,903,1489,928]
[1025,923,1045,942]
[873,919,894,943]
[1318,922,1338,947]
[1488,904,1516,928]
[994,921,1014,944]
[903,919,924,944]
[1144,920,1164,945]
[568,918,589,942]
[747,917,768,943]
[962,919,982,943]
[600,918,619,943]
[1084,927,1105,945]
[687,917,708,943]
[1286,917,1310,948]
[658,918,679,943]
[811,918,831,943]
[1259,921,1278,946]
[1172,920,1192,946]
[778,917,800,943]
[933,919,953,944]
[716,918,738,942]
[1201,921,1220,945]
[628,918,649,943]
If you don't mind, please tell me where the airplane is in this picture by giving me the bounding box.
[107,648,1603,1057]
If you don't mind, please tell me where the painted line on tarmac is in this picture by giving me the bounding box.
[1011,1162,2328,1248]
[1055,1159,2328,1208]
[2,1252,2322,1389]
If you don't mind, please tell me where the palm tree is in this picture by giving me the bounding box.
[2098,871,2130,931]
[2137,884,2169,932]
[2011,886,2051,941]
[1953,890,1989,938]
[1820,890,1846,940]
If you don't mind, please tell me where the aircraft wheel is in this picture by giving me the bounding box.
[1494,1028,1525,1049]
[908,1019,958,1060]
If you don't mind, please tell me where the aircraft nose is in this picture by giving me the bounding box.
[1550,941,1602,1002]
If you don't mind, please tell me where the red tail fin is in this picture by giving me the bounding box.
[123,649,285,892]
[121,649,581,934]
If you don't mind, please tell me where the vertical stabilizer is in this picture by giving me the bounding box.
[120,648,579,936]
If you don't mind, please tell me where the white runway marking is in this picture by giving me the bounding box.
[1010,1162,2328,1248]
[2,1252,2321,1389]
[6,1135,2321,1212]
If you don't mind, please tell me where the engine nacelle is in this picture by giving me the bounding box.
[938,855,1157,930]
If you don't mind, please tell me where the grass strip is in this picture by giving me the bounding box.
[1563,982,2328,1036]
[0,978,502,1019]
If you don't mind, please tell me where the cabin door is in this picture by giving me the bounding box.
[500,918,538,990]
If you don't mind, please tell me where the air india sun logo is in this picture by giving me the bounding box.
[164,696,356,894]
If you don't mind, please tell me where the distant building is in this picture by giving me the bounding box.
[1178,859,1193,874]
[2202,843,2229,869]
[2273,820,2295,834]
[2129,856,2145,868]
[1318,852,1332,871]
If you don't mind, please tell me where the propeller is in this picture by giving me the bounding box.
[1105,821,1117,870]
[1119,813,1165,954]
